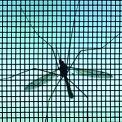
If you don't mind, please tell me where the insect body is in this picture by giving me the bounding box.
[1,1,120,122]
[59,59,74,98]
[12,3,119,121]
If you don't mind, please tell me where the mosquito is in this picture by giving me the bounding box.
[2,1,119,122]
[20,2,119,121]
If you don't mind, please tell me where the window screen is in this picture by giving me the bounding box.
[0,1,121,122]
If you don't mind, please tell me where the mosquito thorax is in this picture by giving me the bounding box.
[59,59,64,65]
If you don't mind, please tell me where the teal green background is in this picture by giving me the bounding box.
[0,1,122,122]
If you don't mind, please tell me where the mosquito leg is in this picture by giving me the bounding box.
[66,1,80,65]
[0,68,51,81]
[69,80,88,98]
[45,77,63,122]
[70,33,120,67]
[20,4,59,67]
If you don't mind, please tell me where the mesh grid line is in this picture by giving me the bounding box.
[0,0,122,122]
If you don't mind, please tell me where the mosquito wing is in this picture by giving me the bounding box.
[70,67,113,79]
[24,70,59,91]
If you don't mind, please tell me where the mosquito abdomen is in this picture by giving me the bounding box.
[64,77,74,98]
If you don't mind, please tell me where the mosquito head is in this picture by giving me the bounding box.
[59,58,64,65]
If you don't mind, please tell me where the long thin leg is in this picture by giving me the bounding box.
[69,80,88,98]
[67,1,80,65]
[70,33,120,67]
[20,3,59,67]
[0,68,57,81]
[70,79,89,121]
[45,77,63,122]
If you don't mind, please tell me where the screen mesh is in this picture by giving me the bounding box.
[0,1,121,122]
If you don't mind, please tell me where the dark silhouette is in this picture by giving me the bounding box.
[59,59,74,98]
